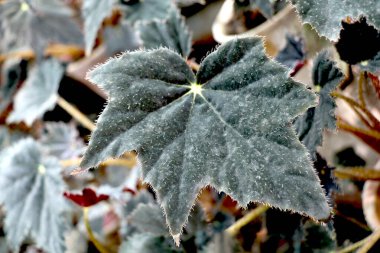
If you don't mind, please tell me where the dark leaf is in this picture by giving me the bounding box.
[275,35,305,69]
[120,0,172,24]
[294,51,344,159]
[137,7,192,57]
[103,21,140,54]
[64,188,109,207]
[80,37,330,240]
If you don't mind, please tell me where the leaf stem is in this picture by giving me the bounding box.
[357,229,380,253]
[83,207,110,253]
[336,235,370,253]
[334,167,380,181]
[56,96,96,132]
[60,156,137,169]
[225,205,269,236]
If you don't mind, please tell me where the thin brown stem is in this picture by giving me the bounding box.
[338,64,353,90]
[226,205,269,236]
[83,207,110,253]
[336,235,370,253]
[334,167,380,181]
[358,229,380,253]
[56,96,96,132]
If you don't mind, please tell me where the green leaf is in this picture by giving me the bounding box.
[82,0,116,55]
[0,0,83,55]
[119,234,180,253]
[290,0,380,41]
[294,51,344,159]
[137,7,192,57]
[0,138,68,253]
[120,0,172,24]
[81,37,330,240]
[40,122,84,159]
[7,59,65,126]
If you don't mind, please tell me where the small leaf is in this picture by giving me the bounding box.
[119,234,180,253]
[0,0,83,55]
[120,0,172,24]
[294,51,344,159]
[7,58,65,126]
[64,188,109,207]
[103,21,140,54]
[82,0,116,55]
[0,138,68,253]
[250,0,273,19]
[128,203,168,236]
[137,7,192,57]
[81,37,330,239]
[40,122,85,159]
[360,52,380,74]
[275,35,305,69]
[290,0,380,41]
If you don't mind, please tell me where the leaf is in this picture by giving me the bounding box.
[119,234,181,253]
[0,0,83,55]
[40,122,85,159]
[103,21,140,54]
[200,232,237,253]
[137,7,192,57]
[80,37,330,240]
[175,0,205,8]
[7,58,65,126]
[82,0,116,55]
[0,138,68,253]
[120,0,172,24]
[294,51,344,159]
[128,203,168,236]
[275,35,305,69]
[335,17,380,65]
[290,0,380,41]
[0,59,27,113]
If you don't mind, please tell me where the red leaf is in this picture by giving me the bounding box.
[63,188,109,207]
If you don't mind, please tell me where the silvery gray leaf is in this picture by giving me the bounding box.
[81,37,330,240]
[7,58,65,126]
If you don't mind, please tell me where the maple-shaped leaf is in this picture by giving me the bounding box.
[0,0,83,55]
[294,51,344,159]
[137,7,192,57]
[290,0,380,41]
[7,58,65,126]
[82,0,116,55]
[80,37,330,240]
[0,138,68,253]
[64,188,109,207]
[40,122,85,159]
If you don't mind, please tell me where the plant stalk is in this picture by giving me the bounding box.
[83,207,110,253]
[226,205,269,236]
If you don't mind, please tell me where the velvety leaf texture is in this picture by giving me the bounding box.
[137,7,192,57]
[0,138,68,253]
[7,59,65,126]
[294,51,344,159]
[81,37,330,239]
[128,203,168,236]
[0,0,83,55]
[290,0,380,41]
[82,0,116,55]
[275,35,305,69]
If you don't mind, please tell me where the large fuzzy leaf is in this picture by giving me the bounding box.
[0,138,68,253]
[275,35,305,69]
[80,37,330,240]
[290,0,380,41]
[294,51,344,159]
[82,0,116,55]
[0,0,83,55]
[137,8,192,57]
[7,58,65,126]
